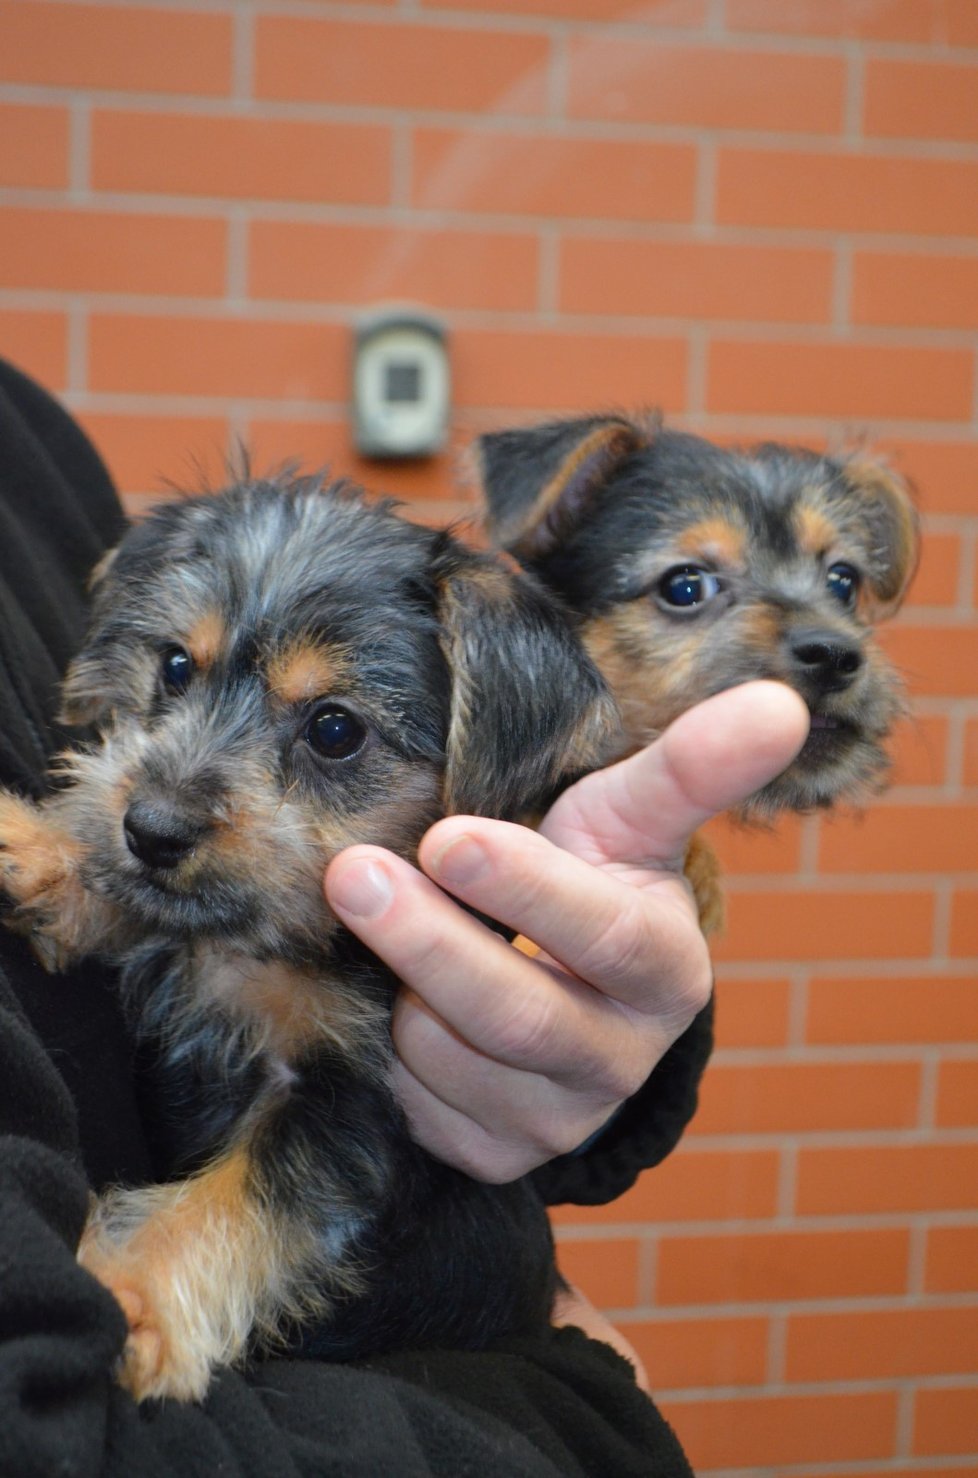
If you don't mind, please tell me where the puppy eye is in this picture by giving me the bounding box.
[306,705,367,761]
[658,565,721,609]
[826,562,860,607]
[161,646,194,694]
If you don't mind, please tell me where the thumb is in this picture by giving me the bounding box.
[541,681,810,869]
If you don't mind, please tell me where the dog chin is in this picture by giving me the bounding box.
[103,867,257,939]
[743,727,889,817]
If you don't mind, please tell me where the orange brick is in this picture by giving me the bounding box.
[707,340,973,422]
[952,889,978,956]
[703,813,803,876]
[788,1304,978,1382]
[412,128,696,223]
[255,16,549,114]
[713,887,934,964]
[92,112,391,208]
[691,1060,921,1136]
[907,532,963,607]
[89,316,348,402]
[725,0,949,43]
[77,414,230,501]
[550,1147,779,1226]
[936,1059,978,1127]
[553,1237,640,1308]
[0,311,66,390]
[807,974,978,1047]
[657,1227,910,1305]
[246,419,458,508]
[789,1468,978,1478]
[819,804,978,875]
[717,147,978,237]
[0,209,226,297]
[797,1143,978,1216]
[0,1,232,94]
[964,719,978,785]
[627,1315,768,1390]
[421,0,707,17]
[925,1225,978,1293]
[661,1391,897,1470]
[914,1386,978,1457]
[883,440,978,516]
[880,625,978,701]
[854,251,978,331]
[0,103,68,189]
[948,0,978,45]
[454,328,687,413]
[250,222,538,312]
[712,977,792,1049]
[866,58,978,144]
[888,714,948,787]
[568,39,844,133]
[559,238,833,324]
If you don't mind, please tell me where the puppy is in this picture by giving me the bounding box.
[475,414,919,928]
[0,474,617,1402]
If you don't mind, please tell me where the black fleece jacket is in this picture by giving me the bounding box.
[0,358,707,1477]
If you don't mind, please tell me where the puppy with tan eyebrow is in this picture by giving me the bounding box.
[0,474,618,1403]
[476,414,919,929]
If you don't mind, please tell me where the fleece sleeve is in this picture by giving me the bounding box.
[532,995,714,1208]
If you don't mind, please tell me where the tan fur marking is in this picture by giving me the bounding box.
[186,609,227,670]
[266,642,354,705]
[795,501,838,557]
[675,518,744,566]
[197,950,383,1061]
[684,832,725,937]
[79,1145,309,1402]
[0,790,119,968]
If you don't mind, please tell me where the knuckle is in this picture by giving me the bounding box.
[575,894,655,995]
[487,985,564,1069]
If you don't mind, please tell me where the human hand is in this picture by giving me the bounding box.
[324,681,809,1182]
[551,1282,650,1391]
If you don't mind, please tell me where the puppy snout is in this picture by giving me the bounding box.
[123,798,209,870]
[788,628,863,695]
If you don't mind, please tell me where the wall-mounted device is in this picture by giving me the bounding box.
[352,308,450,459]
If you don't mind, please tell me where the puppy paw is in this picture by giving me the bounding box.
[80,1243,213,1404]
[0,791,95,969]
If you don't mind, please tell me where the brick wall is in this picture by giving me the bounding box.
[2,0,978,1471]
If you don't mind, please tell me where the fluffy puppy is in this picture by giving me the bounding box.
[0,475,617,1402]
[476,414,919,927]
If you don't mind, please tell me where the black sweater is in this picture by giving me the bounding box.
[0,358,707,1477]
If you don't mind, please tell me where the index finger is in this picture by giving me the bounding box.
[541,681,810,869]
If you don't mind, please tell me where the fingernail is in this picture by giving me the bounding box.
[429,833,489,888]
[328,858,394,919]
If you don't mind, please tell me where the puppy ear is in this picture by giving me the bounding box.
[841,456,920,617]
[476,414,655,561]
[61,507,186,725]
[433,545,619,819]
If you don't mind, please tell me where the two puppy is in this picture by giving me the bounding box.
[0,419,917,1401]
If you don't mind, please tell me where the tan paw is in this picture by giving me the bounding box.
[82,1253,212,1404]
[0,791,94,969]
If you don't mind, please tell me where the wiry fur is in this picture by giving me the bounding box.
[0,474,618,1402]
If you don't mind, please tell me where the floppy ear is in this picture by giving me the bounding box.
[432,545,620,819]
[476,413,655,561]
[60,506,188,725]
[841,456,920,618]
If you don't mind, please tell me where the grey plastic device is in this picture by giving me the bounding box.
[352,308,450,459]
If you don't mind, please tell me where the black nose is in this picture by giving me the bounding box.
[123,799,206,870]
[789,628,863,695]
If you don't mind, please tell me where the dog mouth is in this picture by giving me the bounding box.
[795,708,860,765]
